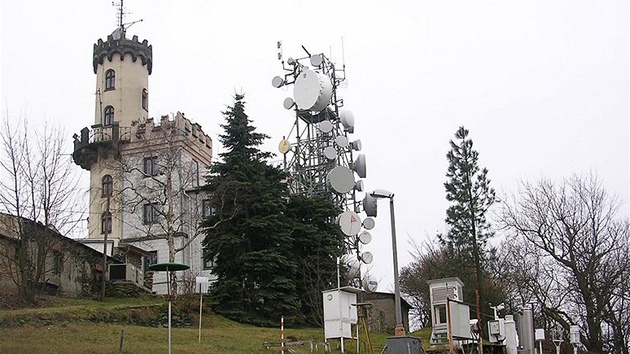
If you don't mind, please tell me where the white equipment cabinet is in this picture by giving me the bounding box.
[322,287,360,339]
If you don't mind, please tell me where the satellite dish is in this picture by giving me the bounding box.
[283,97,295,110]
[360,251,374,264]
[342,254,360,279]
[319,120,333,133]
[293,70,333,112]
[362,275,378,293]
[338,210,362,236]
[327,166,355,194]
[272,76,285,88]
[310,54,324,67]
[339,110,355,132]
[355,180,364,192]
[335,135,349,148]
[351,154,367,178]
[278,139,291,154]
[351,140,362,151]
[363,194,378,217]
[324,146,337,160]
[358,231,372,244]
[362,217,375,230]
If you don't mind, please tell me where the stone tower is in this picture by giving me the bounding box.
[73,25,214,294]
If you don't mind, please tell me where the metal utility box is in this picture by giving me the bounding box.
[386,336,424,354]
[109,263,143,286]
[322,288,360,339]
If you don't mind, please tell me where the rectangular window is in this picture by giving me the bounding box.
[143,156,159,176]
[192,160,200,187]
[53,252,62,275]
[202,199,213,218]
[203,254,217,270]
[143,203,160,224]
[144,250,158,271]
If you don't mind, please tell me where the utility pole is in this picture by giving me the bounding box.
[100,196,110,301]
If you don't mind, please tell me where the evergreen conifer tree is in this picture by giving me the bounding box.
[201,94,299,325]
[440,126,496,305]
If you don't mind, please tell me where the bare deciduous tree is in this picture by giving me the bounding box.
[0,113,84,302]
[498,173,629,354]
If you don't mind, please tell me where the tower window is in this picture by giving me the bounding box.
[102,175,113,197]
[105,69,115,90]
[143,203,160,224]
[104,106,114,126]
[142,88,148,111]
[101,212,112,234]
[143,156,159,176]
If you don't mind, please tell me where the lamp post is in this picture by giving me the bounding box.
[369,189,405,337]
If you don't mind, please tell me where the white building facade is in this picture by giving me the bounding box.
[73,26,215,294]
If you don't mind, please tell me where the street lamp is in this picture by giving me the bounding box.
[367,189,405,336]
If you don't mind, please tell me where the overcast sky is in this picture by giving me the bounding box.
[1,0,628,293]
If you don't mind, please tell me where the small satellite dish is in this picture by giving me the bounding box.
[283,97,295,110]
[327,166,355,194]
[278,139,291,154]
[351,140,362,151]
[310,54,324,67]
[351,154,367,178]
[362,275,378,293]
[293,70,333,112]
[339,110,355,132]
[324,146,337,160]
[342,254,360,279]
[355,180,364,192]
[362,217,375,230]
[335,135,349,148]
[338,210,362,236]
[319,120,333,133]
[358,231,372,244]
[272,76,285,88]
[360,251,374,264]
[363,194,378,217]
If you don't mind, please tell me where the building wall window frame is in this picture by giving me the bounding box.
[101,211,112,234]
[102,175,113,197]
[53,251,62,275]
[105,69,115,91]
[202,199,214,218]
[104,106,114,126]
[203,254,217,270]
[143,156,159,176]
[141,88,148,111]
[143,203,160,224]
[144,250,158,271]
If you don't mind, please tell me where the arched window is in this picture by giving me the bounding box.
[141,88,148,111]
[105,69,115,90]
[104,106,114,126]
[102,175,113,197]
[101,212,112,234]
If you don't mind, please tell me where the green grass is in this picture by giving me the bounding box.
[0,296,409,353]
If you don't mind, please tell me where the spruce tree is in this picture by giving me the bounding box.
[440,126,496,306]
[201,94,299,325]
[286,195,344,325]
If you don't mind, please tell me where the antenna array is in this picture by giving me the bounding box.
[271,42,376,291]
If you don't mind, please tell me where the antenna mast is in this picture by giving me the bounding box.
[113,0,143,35]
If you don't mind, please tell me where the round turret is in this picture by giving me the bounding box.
[93,28,152,128]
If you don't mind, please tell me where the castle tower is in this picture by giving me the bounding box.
[73,23,214,294]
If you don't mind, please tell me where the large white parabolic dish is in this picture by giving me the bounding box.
[293,70,333,112]
[327,165,355,194]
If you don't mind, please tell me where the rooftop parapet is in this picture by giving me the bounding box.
[93,30,153,74]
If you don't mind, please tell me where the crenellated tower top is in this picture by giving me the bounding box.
[93,31,152,75]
